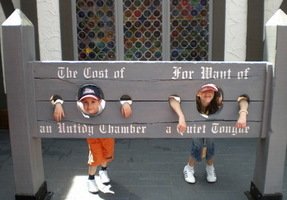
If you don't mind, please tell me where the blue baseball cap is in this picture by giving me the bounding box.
[78,84,104,101]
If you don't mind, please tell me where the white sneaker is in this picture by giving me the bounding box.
[95,176,115,194]
[183,164,196,183]
[87,179,99,193]
[206,165,217,183]
[88,193,105,200]
[99,169,110,184]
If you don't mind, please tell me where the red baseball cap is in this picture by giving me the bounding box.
[199,83,218,92]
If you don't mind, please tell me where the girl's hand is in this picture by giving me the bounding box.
[235,113,247,128]
[177,116,187,135]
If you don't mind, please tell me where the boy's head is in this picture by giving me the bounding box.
[78,84,104,102]
[77,84,105,116]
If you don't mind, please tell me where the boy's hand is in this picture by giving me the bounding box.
[121,103,132,118]
[53,103,65,122]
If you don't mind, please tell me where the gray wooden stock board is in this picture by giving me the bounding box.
[2,9,287,200]
[32,61,271,138]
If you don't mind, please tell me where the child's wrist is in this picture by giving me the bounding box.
[51,99,64,105]
[50,95,64,105]
[169,95,181,103]
[120,100,132,105]
[238,110,248,115]
[179,115,185,121]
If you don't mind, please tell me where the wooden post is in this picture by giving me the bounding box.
[248,9,287,200]
[1,9,50,200]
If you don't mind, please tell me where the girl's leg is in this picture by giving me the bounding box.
[206,159,214,166]
[205,139,216,183]
[183,139,203,183]
[188,156,197,167]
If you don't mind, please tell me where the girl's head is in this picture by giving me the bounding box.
[196,84,222,115]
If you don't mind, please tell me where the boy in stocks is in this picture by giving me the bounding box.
[51,84,132,200]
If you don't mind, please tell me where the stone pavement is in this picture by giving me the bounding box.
[0,129,286,200]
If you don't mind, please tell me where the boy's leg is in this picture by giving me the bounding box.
[99,138,115,184]
[88,165,99,193]
[87,139,102,193]
[86,139,115,195]
[99,163,110,184]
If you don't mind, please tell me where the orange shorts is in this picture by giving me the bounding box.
[87,138,115,166]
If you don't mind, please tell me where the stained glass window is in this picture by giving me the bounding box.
[123,0,162,61]
[76,0,116,60]
[76,0,210,61]
[170,0,209,61]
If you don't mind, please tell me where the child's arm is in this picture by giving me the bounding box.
[120,95,133,118]
[168,96,187,135]
[50,95,65,122]
[120,102,132,119]
[235,94,249,128]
